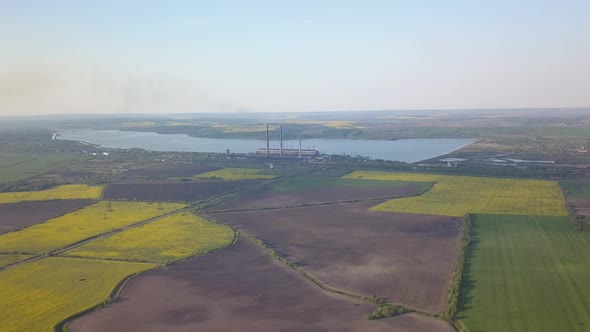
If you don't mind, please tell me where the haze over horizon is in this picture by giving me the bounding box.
[1,0,589,116]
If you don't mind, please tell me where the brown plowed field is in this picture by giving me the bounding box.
[102,180,257,202]
[69,239,454,332]
[118,164,220,182]
[213,201,462,313]
[210,184,424,211]
[0,199,95,234]
[569,198,590,216]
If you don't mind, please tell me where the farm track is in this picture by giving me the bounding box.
[0,174,264,271]
[3,170,453,331]
[0,207,188,271]
[206,195,416,213]
[210,200,461,313]
[194,168,321,211]
[56,222,239,332]
[0,158,37,169]
[206,180,435,213]
[15,174,460,331]
[202,207,455,329]
[1,169,330,331]
[197,175,460,329]
[68,237,455,332]
[203,173,455,315]
[238,229,437,318]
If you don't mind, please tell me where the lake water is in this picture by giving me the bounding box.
[57,130,476,163]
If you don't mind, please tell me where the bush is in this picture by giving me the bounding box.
[368,303,408,320]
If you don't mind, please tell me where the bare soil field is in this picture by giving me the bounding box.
[102,180,257,202]
[212,201,462,313]
[117,164,220,182]
[210,184,425,211]
[68,239,453,332]
[0,200,95,234]
[569,198,590,216]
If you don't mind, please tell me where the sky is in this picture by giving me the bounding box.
[0,0,589,115]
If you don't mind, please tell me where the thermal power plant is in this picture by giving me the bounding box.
[256,124,319,158]
[266,124,270,157]
[280,125,283,156]
[256,147,319,158]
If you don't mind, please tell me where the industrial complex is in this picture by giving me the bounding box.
[256,124,319,158]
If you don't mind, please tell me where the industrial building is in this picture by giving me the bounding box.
[256,148,318,157]
[256,124,319,158]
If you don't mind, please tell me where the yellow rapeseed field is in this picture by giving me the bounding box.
[0,254,32,268]
[196,167,275,180]
[66,212,234,263]
[0,184,103,203]
[0,201,185,254]
[343,171,567,217]
[0,257,154,332]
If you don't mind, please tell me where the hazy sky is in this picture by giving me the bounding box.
[1,0,589,115]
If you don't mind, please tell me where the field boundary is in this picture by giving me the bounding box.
[241,230,445,318]
[193,180,274,208]
[560,185,590,231]
[197,168,334,211]
[454,214,590,331]
[0,153,87,184]
[0,207,188,271]
[207,196,400,214]
[350,171,567,217]
[202,212,443,320]
[0,157,37,169]
[101,178,267,204]
[205,181,436,214]
[55,267,154,332]
[55,214,239,332]
[445,214,473,332]
[0,199,97,235]
[57,254,157,264]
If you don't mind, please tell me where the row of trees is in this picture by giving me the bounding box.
[0,180,54,193]
[444,214,473,321]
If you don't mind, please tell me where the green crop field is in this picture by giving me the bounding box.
[0,153,82,183]
[560,180,590,199]
[459,214,590,332]
[0,257,154,332]
[65,212,234,263]
[272,174,432,192]
[0,201,185,254]
[344,171,567,217]
[195,167,276,180]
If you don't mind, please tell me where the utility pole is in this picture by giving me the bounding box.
[266,124,270,157]
[280,124,283,156]
[298,134,302,159]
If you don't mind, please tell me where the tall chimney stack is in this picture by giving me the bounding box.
[266,124,270,157]
[280,125,283,156]
[298,134,302,158]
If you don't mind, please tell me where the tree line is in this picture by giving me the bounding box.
[444,214,473,321]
